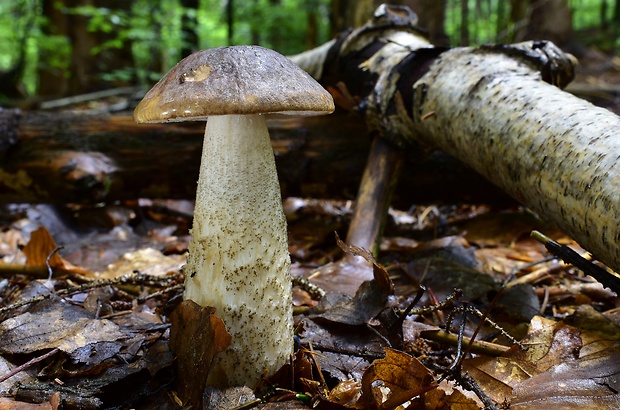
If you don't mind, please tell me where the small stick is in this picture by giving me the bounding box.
[421,330,510,357]
[531,230,620,292]
[0,348,60,383]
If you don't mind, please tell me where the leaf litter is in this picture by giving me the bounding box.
[0,200,618,409]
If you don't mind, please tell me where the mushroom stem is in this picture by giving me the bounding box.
[183,114,293,388]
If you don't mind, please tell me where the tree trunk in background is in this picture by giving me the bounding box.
[459,0,469,45]
[180,0,199,58]
[509,0,528,42]
[306,7,319,50]
[67,0,98,94]
[267,0,286,51]
[227,0,234,45]
[38,0,70,97]
[39,0,104,95]
[511,0,573,48]
[331,0,375,33]
[40,0,136,95]
[496,0,508,41]
[409,0,449,46]
[612,0,620,47]
[91,0,135,86]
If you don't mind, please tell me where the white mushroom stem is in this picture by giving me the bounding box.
[183,114,293,388]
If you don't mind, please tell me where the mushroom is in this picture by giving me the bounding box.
[134,45,334,388]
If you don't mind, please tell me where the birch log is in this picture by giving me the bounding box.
[291,6,620,273]
[409,45,620,273]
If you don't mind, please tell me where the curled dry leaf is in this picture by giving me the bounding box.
[22,226,90,276]
[309,234,394,326]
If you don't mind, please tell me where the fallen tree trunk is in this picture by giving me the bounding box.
[410,45,620,276]
[0,109,509,205]
[290,5,620,273]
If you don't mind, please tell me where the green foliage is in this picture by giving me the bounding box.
[444,0,619,48]
[0,0,615,98]
[224,0,331,55]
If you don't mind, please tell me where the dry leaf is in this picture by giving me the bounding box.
[360,348,437,409]
[22,226,90,275]
[511,345,620,409]
[98,247,184,279]
[309,235,394,326]
[0,300,127,363]
[22,227,64,269]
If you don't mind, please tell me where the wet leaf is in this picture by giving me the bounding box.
[328,380,362,406]
[304,257,375,296]
[423,381,481,409]
[315,351,371,384]
[462,355,527,404]
[298,318,385,366]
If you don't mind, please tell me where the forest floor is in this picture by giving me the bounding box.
[0,49,619,409]
[569,46,620,114]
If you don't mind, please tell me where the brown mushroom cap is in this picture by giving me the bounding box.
[134,45,335,123]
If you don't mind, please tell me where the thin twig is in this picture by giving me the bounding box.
[0,272,180,316]
[0,348,60,383]
[45,246,64,282]
[531,230,620,292]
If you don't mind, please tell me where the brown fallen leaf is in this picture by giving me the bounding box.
[511,344,620,409]
[423,381,481,410]
[329,379,362,407]
[169,300,232,409]
[0,395,58,410]
[22,226,90,276]
[0,299,127,364]
[309,235,394,326]
[360,348,437,409]
[465,311,620,408]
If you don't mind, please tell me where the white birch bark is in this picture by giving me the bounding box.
[409,45,620,273]
[288,3,620,274]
